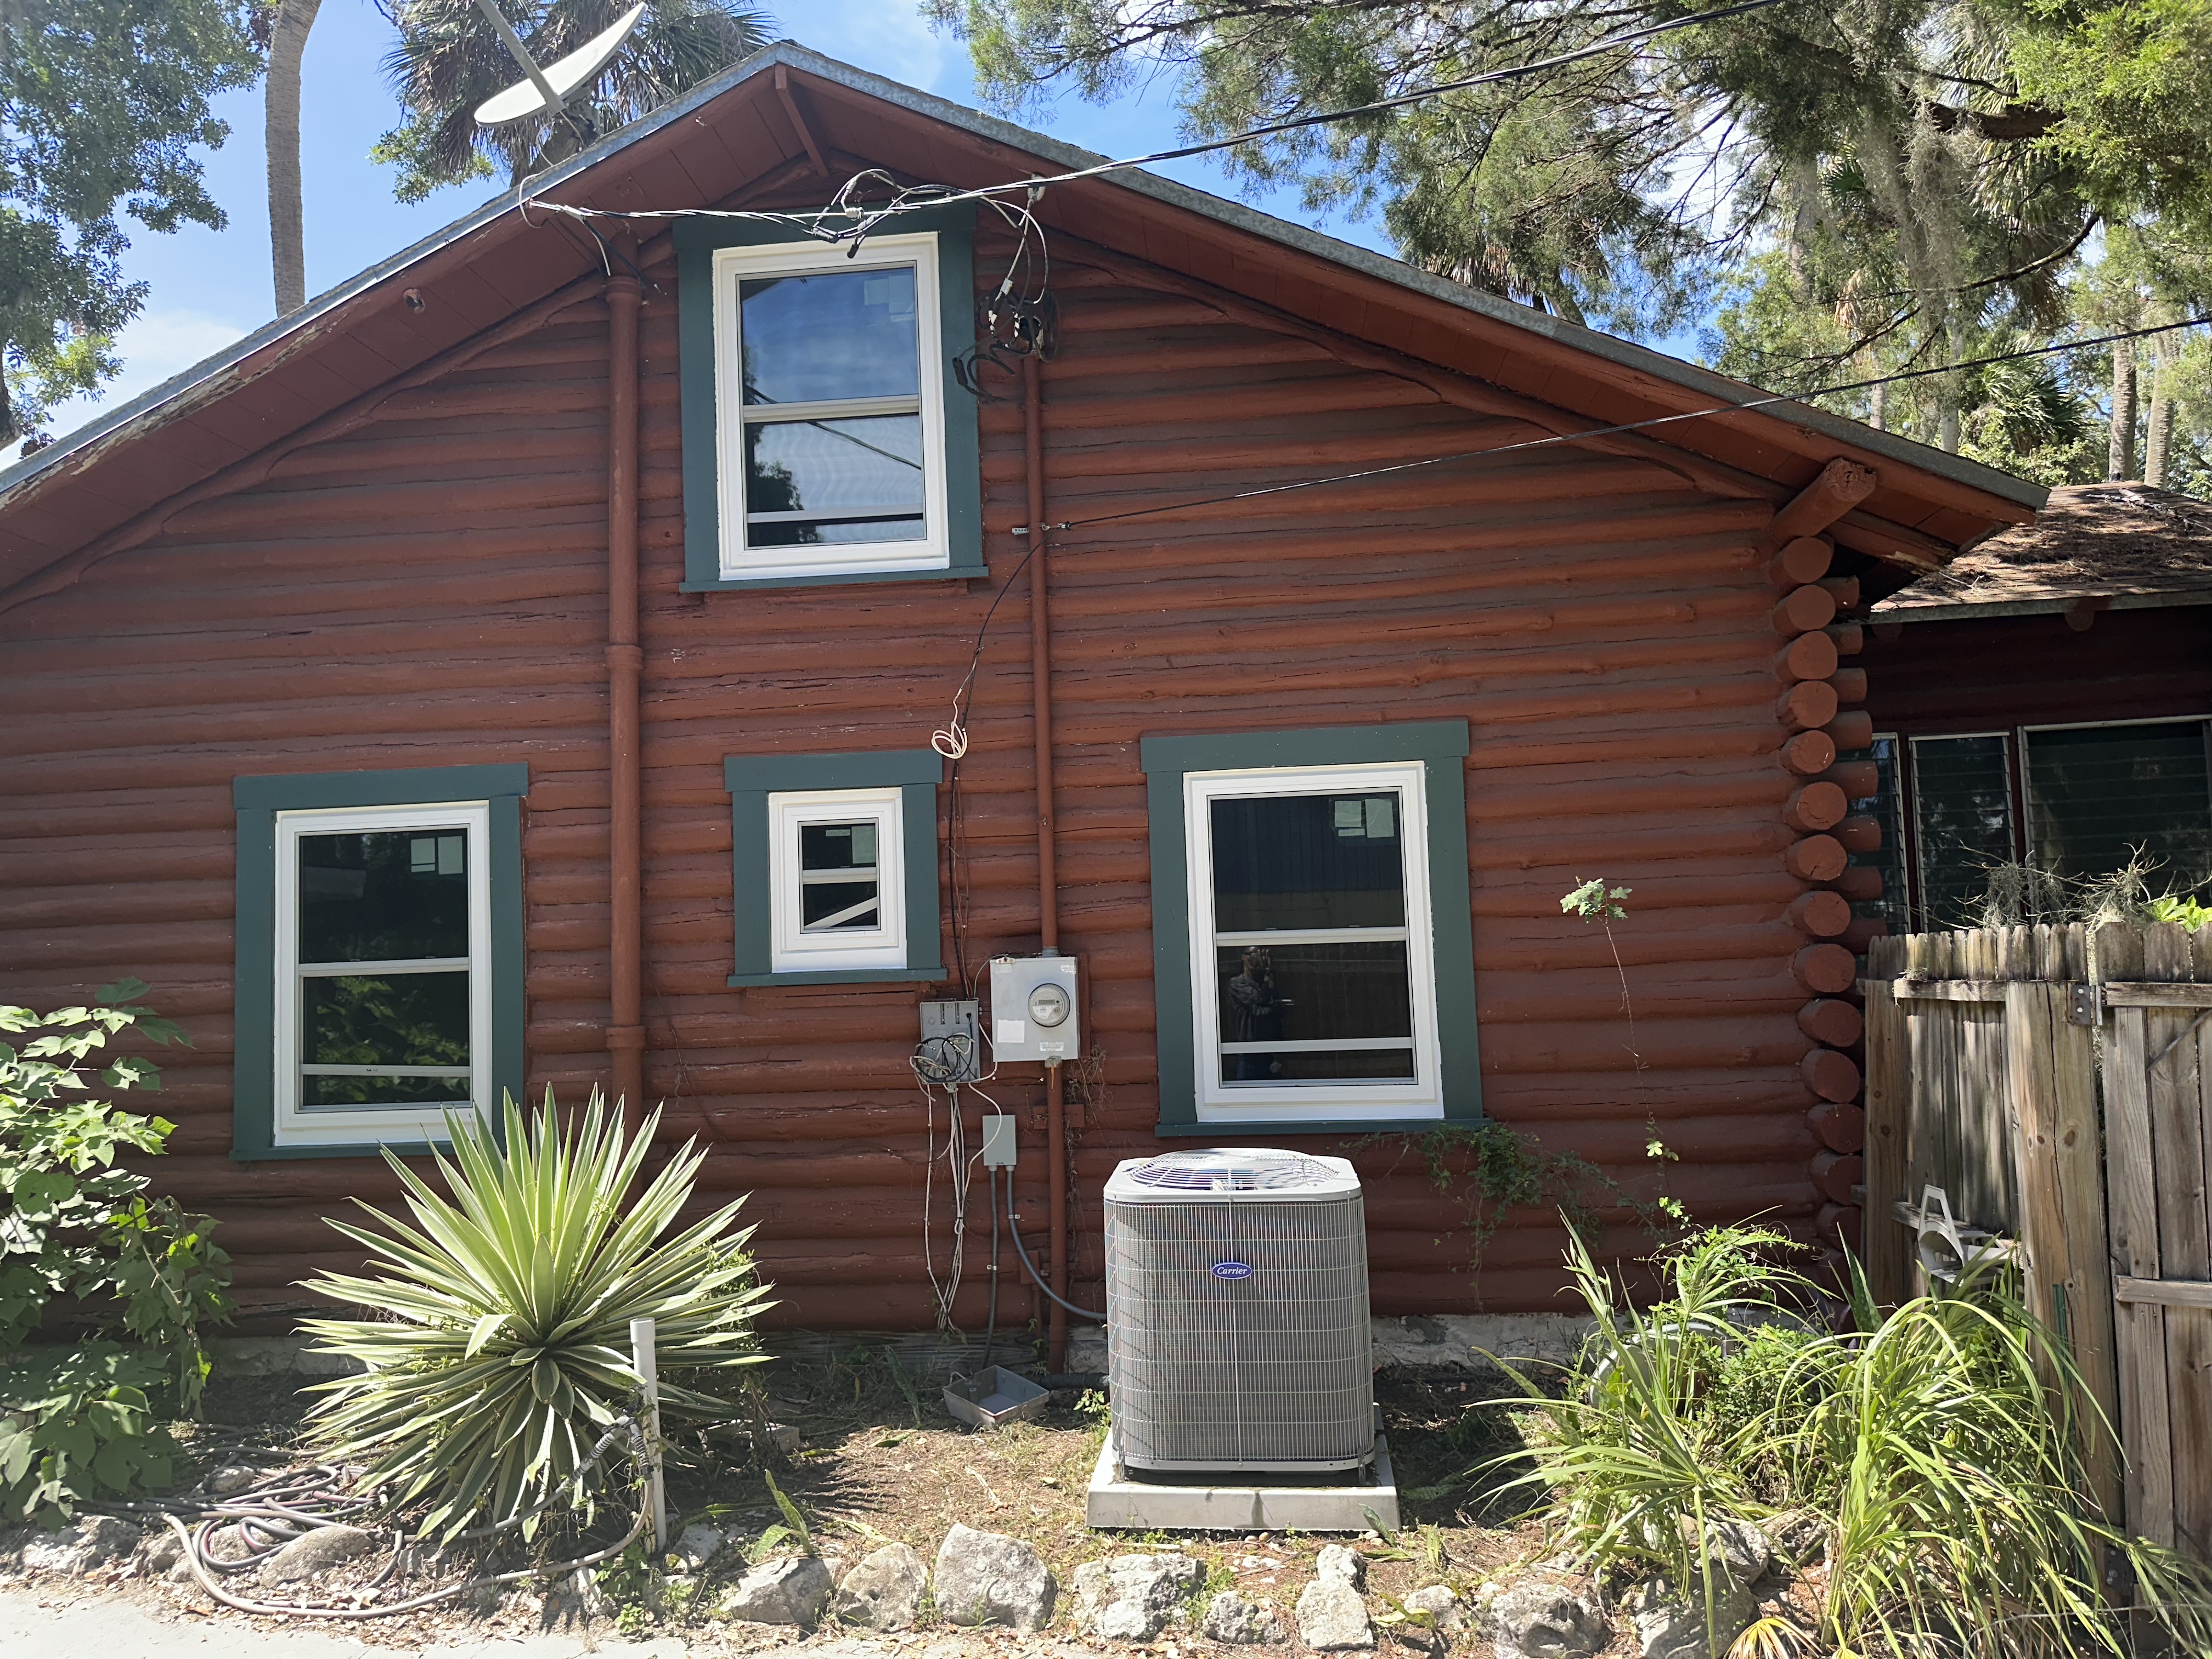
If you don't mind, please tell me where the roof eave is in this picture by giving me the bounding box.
[0,37,2047,521]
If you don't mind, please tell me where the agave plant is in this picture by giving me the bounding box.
[300,1091,770,1539]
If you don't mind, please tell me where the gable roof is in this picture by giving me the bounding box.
[1872,482,2212,623]
[0,40,2044,604]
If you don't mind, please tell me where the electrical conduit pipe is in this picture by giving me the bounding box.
[1023,351,1070,1373]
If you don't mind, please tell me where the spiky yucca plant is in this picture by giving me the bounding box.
[300,1091,770,1540]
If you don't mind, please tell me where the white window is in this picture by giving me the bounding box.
[768,787,907,973]
[1183,761,1444,1123]
[713,233,948,581]
[273,801,493,1149]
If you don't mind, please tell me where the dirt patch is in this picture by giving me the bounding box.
[13,1352,1604,1655]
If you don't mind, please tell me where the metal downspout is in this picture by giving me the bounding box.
[606,268,646,1123]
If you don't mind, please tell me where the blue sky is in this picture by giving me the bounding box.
[44,2,1522,438]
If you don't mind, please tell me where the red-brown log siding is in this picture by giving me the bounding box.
[0,222,1826,1329]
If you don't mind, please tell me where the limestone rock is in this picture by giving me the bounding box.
[1314,1543,1367,1588]
[1630,1579,1758,1659]
[1762,1511,1826,1569]
[204,1464,257,1496]
[1200,1589,1285,1644]
[1403,1584,1463,1632]
[672,1521,732,1571]
[1701,1519,1772,1585]
[1070,1552,1206,1641]
[21,1515,140,1575]
[262,1525,381,1584]
[1488,1581,1607,1659]
[716,1555,836,1628]
[932,1523,1057,1631]
[1296,1578,1375,1651]
[139,1530,184,1575]
[836,1542,927,1632]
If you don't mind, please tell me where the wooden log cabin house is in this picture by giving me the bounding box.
[0,43,2047,1365]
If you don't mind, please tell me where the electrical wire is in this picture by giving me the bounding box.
[528,0,1789,244]
[1009,312,2212,539]
[1002,1182,1107,1323]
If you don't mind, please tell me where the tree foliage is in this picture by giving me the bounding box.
[372,0,772,202]
[0,1,261,445]
[934,0,2212,482]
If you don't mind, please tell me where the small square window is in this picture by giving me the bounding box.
[769,788,906,972]
[713,234,950,581]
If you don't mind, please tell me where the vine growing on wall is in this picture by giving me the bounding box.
[1374,878,1686,1290]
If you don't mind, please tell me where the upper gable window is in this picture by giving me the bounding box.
[713,234,950,581]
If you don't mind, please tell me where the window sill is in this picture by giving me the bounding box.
[1154,1118,1469,1138]
[729,967,950,988]
[236,1139,451,1161]
[683,556,986,595]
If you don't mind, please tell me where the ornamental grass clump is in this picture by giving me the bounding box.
[301,1091,771,1541]
[1496,1225,2212,1658]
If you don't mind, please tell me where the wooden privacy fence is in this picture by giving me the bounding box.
[1863,922,2212,1562]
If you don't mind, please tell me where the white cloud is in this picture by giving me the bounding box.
[42,308,253,443]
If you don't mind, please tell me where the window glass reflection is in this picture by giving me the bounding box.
[739,268,919,405]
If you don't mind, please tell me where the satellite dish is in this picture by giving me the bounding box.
[473,3,646,127]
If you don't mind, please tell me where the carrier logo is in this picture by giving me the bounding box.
[1210,1260,1255,1280]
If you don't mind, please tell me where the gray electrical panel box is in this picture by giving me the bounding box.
[917,999,981,1084]
[989,954,1080,1064]
[980,1114,1018,1168]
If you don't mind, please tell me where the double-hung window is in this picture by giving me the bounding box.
[278,804,488,1133]
[677,212,983,590]
[233,765,527,1157]
[1143,723,1481,1131]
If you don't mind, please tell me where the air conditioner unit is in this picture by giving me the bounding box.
[1103,1148,1373,1474]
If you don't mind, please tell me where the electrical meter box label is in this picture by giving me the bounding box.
[989,955,1080,1064]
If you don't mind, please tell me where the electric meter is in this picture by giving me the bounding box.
[989,953,1080,1064]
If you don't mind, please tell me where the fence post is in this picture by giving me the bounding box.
[1863,933,1911,1310]
[2004,928,2123,1528]
[630,1316,668,1552]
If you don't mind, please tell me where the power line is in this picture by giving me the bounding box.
[535,0,1790,241]
[1011,313,2212,537]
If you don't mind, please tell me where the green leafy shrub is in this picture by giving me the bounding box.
[0,1341,177,1520]
[0,981,229,1522]
[1499,1225,2212,1657]
[301,1091,772,1541]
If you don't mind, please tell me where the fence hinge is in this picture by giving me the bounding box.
[2067,981,2104,1026]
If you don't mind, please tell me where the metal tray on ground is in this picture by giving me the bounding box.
[943,1365,1050,1430]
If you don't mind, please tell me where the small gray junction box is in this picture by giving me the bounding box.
[917,999,981,1084]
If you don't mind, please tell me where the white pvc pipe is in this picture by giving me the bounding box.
[629,1316,668,1550]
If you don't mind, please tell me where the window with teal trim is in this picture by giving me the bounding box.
[676,208,984,591]
[725,751,946,986]
[1140,723,1482,1135]
[232,766,528,1160]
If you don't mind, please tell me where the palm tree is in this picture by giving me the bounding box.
[262,0,326,316]
[373,1,771,204]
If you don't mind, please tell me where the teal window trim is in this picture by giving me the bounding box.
[1139,720,1480,1135]
[232,764,528,1162]
[725,750,947,987]
[676,206,984,592]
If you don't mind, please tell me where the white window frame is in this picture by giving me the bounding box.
[272,800,493,1149]
[1183,761,1444,1124]
[768,787,907,973]
[712,232,949,582]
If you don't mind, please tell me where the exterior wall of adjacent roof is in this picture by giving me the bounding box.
[0,177,1855,1326]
